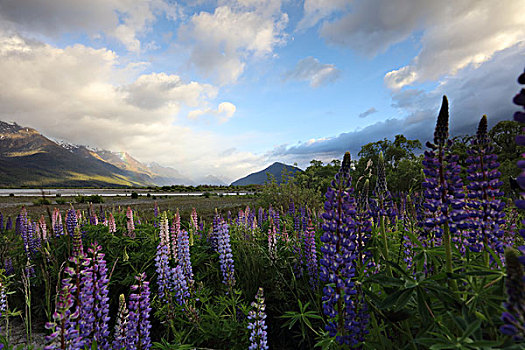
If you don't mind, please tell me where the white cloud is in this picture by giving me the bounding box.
[314,0,525,90]
[0,0,179,52]
[187,101,237,123]
[296,0,349,31]
[284,56,340,87]
[0,32,257,179]
[178,1,288,84]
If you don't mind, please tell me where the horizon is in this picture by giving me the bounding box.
[0,1,523,181]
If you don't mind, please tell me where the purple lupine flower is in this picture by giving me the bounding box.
[514,69,525,209]
[126,273,152,350]
[66,209,78,236]
[177,230,194,286]
[79,244,111,349]
[217,221,235,289]
[304,219,318,289]
[465,115,506,257]
[155,243,173,302]
[247,287,268,350]
[289,200,295,216]
[44,267,82,350]
[3,258,14,277]
[0,212,3,233]
[172,265,190,306]
[421,96,466,241]
[5,217,12,231]
[320,152,368,346]
[53,208,64,236]
[500,248,525,339]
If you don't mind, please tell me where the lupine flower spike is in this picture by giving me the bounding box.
[247,287,268,350]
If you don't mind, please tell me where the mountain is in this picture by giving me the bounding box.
[147,162,194,186]
[198,174,228,186]
[0,121,190,187]
[231,162,302,186]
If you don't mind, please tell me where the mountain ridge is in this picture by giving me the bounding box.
[231,162,302,186]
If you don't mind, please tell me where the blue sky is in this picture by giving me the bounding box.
[0,0,523,183]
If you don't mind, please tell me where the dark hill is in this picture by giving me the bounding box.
[230,162,302,186]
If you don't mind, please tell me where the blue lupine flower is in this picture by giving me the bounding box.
[217,221,235,289]
[126,273,152,350]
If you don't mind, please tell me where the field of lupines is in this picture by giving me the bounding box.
[0,70,525,350]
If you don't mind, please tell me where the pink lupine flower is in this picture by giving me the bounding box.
[126,207,135,238]
[108,213,116,234]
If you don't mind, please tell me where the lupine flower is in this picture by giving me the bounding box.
[153,201,159,227]
[171,210,181,260]
[44,267,82,350]
[126,273,152,350]
[78,244,111,349]
[113,294,129,350]
[126,207,135,238]
[217,221,235,289]
[500,248,525,339]
[268,224,277,261]
[320,152,368,346]
[53,208,64,236]
[66,209,78,236]
[465,115,506,256]
[5,217,12,231]
[177,230,194,286]
[172,265,190,306]
[190,208,198,231]
[0,276,7,342]
[3,258,13,277]
[281,224,289,243]
[0,212,3,232]
[289,200,295,215]
[39,215,47,241]
[247,287,268,350]
[304,219,318,289]
[258,207,264,229]
[159,212,170,256]
[108,213,116,234]
[155,243,173,302]
[514,69,525,210]
[421,96,466,241]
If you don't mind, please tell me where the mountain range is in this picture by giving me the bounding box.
[0,121,300,187]
[230,162,302,186]
[0,121,207,187]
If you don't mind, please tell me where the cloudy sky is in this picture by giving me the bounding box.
[0,0,523,182]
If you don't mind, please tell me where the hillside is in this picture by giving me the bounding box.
[231,162,302,186]
[0,121,186,187]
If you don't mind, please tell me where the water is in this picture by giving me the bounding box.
[0,189,247,197]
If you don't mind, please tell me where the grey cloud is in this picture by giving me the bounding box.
[284,56,341,87]
[270,43,524,161]
[358,107,377,118]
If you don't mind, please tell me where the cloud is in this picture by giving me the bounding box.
[358,107,377,118]
[178,1,288,84]
[0,32,257,180]
[313,0,525,90]
[187,101,237,123]
[0,0,179,52]
[284,56,341,87]
[269,43,524,163]
[296,0,349,31]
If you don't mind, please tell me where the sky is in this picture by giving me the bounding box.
[0,0,524,183]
